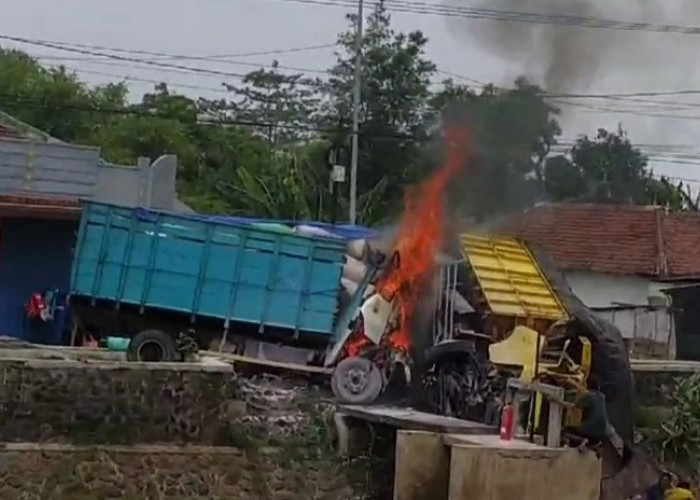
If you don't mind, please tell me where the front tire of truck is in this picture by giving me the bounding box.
[127,329,178,362]
[331,356,384,405]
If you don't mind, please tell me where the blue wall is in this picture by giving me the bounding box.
[0,218,76,343]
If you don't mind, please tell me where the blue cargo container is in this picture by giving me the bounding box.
[70,202,348,345]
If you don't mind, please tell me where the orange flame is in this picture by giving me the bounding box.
[377,126,471,352]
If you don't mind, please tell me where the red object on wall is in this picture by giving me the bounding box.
[500,403,515,441]
[25,293,47,320]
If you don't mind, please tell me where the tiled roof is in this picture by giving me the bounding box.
[496,203,700,279]
[0,123,22,140]
[0,111,60,143]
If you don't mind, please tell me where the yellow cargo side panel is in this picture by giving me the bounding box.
[459,234,568,320]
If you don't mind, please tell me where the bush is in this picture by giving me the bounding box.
[649,373,700,466]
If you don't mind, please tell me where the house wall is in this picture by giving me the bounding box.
[592,307,675,359]
[0,218,76,342]
[0,139,185,211]
[564,270,675,358]
[0,139,99,198]
[563,270,667,308]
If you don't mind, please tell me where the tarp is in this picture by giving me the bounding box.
[529,244,635,444]
[135,208,378,241]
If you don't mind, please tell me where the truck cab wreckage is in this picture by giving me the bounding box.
[327,232,633,473]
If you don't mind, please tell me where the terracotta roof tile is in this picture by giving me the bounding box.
[0,124,22,140]
[497,203,700,278]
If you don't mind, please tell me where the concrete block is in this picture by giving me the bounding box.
[393,430,450,500]
[448,438,601,500]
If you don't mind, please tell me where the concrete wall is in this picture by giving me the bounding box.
[0,138,186,212]
[95,155,179,211]
[0,358,368,499]
[0,140,99,198]
[565,270,675,358]
[393,431,601,500]
[448,443,600,500]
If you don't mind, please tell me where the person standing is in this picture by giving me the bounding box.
[665,480,695,500]
[644,472,672,500]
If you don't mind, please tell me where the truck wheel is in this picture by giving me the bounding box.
[127,330,178,362]
[332,356,383,405]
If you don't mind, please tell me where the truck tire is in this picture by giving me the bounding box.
[331,356,384,405]
[127,329,178,362]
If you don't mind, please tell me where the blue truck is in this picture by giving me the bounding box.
[69,201,374,364]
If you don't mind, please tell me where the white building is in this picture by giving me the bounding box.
[500,203,700,359]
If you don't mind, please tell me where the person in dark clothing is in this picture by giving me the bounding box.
[552,376,609,448]
[644,472,672,500]
[572,377,609,444]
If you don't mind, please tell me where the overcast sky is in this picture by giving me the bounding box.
[3,0,700,190]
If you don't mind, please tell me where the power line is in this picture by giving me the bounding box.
[435,68,700,110]
[12,33,700,108]
[12,35,700,125]
[552,98,700,120]
[69,62,700,118]
[67,68,232,94]
[0,92,349,135]
[24,55,700,122]
[0,91,699,150]
[10,37,338,76]
[275,0,700,35]
[0,35,329,87]
[7,39,337,62]
[33,54,334,75]
[5,92,700,178]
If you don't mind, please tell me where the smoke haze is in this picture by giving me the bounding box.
[448,0,700,94]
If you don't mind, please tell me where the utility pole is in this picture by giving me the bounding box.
[349,0,364,225]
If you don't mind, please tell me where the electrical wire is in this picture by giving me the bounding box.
[274,0,700,35]
[4,92,700,167]
[10,33,700,111]
[34,54,334,75]
[0,35,329,87]
[67,68,232,94]
[23,54,700,122]
[31,41,338,62]
[6,35,700,149]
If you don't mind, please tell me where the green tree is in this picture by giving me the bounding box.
[545,127,694,209]
[224,61,321,145]
[433,78,562,221]
[322,5,437,223]
[0,47,128,143]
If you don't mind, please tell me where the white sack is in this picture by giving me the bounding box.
[293,224,339,239]
[343,254,368,283]
[341,277,359,296]
[346,239,368,260]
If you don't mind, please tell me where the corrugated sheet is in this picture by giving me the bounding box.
[459,234,567,320]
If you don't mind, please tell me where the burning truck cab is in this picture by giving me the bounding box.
[327,231,633,459]
[326,124,632,466]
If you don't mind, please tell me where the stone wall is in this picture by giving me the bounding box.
[0,359,373,499]
[0,444,362,500]
[0,359,242,444]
